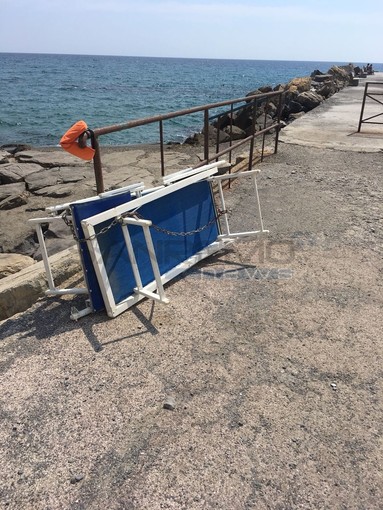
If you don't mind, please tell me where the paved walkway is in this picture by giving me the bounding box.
[280,72,383,151]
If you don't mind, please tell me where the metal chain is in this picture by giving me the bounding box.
[61,210,121,243]
[61,208,227,243]
[123,209,227,237]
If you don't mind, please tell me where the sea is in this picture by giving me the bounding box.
[1,53,381,147]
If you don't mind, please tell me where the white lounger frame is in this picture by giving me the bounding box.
[28,182,146,309]
[29,161,268,319]
[81,162,268,318]
[81,163,227,317]
[210,169,269,239]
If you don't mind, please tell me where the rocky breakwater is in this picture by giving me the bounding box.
[0,147,101,277]
[185,64,355,145]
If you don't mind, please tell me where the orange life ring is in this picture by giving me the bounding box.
[60,120,96,161]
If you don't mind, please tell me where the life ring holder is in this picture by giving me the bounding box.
[60,120,96,161]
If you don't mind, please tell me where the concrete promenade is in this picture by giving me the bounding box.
[280,72,383,150]
[0,75,382,509]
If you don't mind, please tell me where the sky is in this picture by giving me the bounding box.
[0,0,382,62]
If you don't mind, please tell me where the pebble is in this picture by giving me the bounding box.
[163,396,176,411]
[70,474,85,484]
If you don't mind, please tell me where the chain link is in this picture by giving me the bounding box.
[125,209,227,237]
[61,208,227,243]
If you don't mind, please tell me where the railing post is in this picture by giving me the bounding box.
[261,99,269,162]
[274,91,284,154]
[204,109,210,164]
[358,83,368,132]
[229,103,234,165]
[215,115,221,161]
[92,136,104,194]
[159,120,165,177]
[248,99,257,171]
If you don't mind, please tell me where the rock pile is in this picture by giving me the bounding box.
[0,147,95,273]
[185,65,355,144]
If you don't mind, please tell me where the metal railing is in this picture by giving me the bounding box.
[81,90,285,194]
[357,81,383,132]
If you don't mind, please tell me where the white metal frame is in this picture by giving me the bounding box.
[81,162,229,317]
[209,169,269,239]
[161,161,227,185]
[28,182,146,318]
[29,161,269,320]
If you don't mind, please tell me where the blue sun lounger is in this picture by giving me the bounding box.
[30,161,268,319]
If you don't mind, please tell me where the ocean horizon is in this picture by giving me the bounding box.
[1,53,381,147]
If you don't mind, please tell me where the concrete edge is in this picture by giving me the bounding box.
[0,245,82,321]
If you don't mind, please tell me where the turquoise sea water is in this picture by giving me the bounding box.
[1,53,381,147]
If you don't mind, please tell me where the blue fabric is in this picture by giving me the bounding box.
[70,191,132,312]
[97,180,218,304]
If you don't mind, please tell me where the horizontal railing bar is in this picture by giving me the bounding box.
[92,90,283,137]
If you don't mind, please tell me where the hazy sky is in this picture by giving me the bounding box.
[1,0,382,62]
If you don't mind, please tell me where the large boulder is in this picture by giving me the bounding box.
[59,167,90,183]
[0,193,29,210]
[212,112,233,130]
[201,125,231,143]
[232,105,254,131]
[16,150,89,168]
[25,168,61,191]
[315,82,338,99]
[0,182,26,201]
[223,125,246,140]
[0,151,10,164]
[0,144,32,155]
[245,88,270,107]
[25,166,87,193]
[0,163,43,184]
[258,85,273,93]
[0,253,35,279]
[311,74,333,83]
[286,77,312,93]
[33,185,73,198]
[328,65,352,85]
[296,91,323,112]
[287,100,304,114]
[0,245,81,320]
